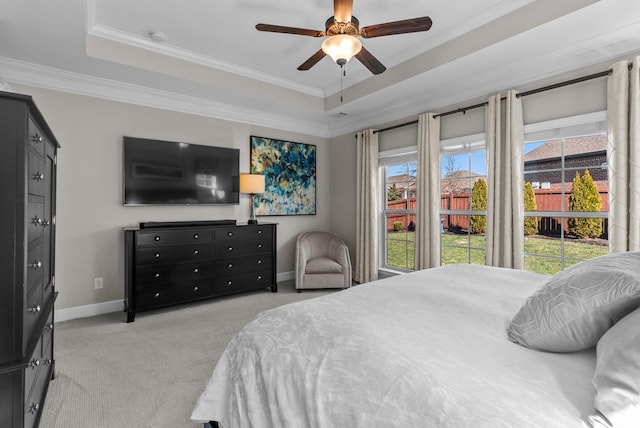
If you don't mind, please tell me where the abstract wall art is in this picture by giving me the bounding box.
[250,136,316,216]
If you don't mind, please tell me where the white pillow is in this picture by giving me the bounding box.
[507,251,640,352]
[589,307,640,428]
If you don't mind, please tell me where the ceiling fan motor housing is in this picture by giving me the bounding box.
[325,16,360,36]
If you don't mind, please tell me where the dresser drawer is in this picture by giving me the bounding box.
[216,254,272,275]
[26,243,45,292]
[136,262,212,285]
[24,335,43,402]
[136,280,213,309]
[28,149,46,197]
[214,225,273,241]
[214,237,272,257]
[136,243,212,265]
[28,117,46,157]
[137,229,211,247]
[23,354,51,428]
[24,286,43,337]
[27,197,45,244]
[214,269,273,293]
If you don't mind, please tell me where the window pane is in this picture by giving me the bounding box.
[523,130,608,275]
[386,213,415,270]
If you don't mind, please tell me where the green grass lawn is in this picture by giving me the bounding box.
[386,231,608,275]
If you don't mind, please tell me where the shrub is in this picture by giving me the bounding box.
[393,221,404,231]
[524,181,538,235]
[568,170,603,238]
[470,178,487,234]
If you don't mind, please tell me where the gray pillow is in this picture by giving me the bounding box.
[589,307,640,428]
[507,251,640,352]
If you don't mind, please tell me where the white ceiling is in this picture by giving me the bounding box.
[1,0,640,137]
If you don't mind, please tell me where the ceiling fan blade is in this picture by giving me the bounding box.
[256,23,324,37]
[360,16,432,38]
[334,0,353,23]
[355,47,386,75]
[297,49,327,71]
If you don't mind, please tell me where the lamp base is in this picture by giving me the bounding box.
[247,219,258,225]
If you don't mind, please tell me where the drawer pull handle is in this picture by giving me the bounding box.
[257,275,263,281]
[33,172,45,181]
[257,230,263,235]
[227,263,233,269]
[193,233,199,239]
[154,292,160,298]
[29,358,40,369]
[28,402,40,414]
[193,268,199,273]
[154,236,161,241]
[227,246,233,252]
[227,231,233,236]
[28,305,41,313]
[32,134,43,144]
[193,286,199,292]
[32,216,42,225]
[257,260,262,265]
[257,243,263,248]
[45,323,54,331]
[42,219,50,228]
[154,273,160,279]
[155,253,160,258]
[227,280,232,286]
[31,260,42,269]
[193,249,199,255]
[45,358,53,366]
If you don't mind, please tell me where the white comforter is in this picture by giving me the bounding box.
[192,265,596,428]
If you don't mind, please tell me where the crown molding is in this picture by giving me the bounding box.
[0,57,330,137]
[87,24,326,99]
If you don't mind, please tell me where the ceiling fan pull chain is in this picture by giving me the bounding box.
[340,64,345,102]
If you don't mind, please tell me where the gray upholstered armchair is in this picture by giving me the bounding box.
[295,231,352,292]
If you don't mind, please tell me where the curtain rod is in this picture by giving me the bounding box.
[363,64,623,137]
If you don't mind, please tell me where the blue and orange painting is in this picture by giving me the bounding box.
[250,136,316,216]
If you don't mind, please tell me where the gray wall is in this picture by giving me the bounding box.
[15,85,331,310]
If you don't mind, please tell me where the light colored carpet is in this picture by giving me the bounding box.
[39,280,333,428]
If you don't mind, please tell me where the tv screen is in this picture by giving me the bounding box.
[123,137,239,205]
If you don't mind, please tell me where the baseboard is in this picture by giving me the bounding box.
[277,271,294,281]
[55,300,124,323]
[55,271,296,322]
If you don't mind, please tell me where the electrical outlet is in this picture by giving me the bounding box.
[94,277,104,290]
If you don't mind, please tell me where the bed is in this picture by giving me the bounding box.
[191,259,640,428]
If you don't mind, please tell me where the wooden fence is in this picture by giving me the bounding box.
[387,188,609,236]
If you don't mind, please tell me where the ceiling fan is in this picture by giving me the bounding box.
[256,0,432,75]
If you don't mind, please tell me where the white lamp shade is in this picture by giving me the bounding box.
[239,173,265,194]
[322,35,362,64]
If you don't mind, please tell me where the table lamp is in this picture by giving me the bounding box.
[239,173,265,224]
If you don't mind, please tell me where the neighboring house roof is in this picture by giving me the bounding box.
[441,170,485,193]
[387,174,416,191]
[524,134,606,162]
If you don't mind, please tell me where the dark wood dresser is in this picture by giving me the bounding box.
[124,221,277,322]
[0,91,59,427]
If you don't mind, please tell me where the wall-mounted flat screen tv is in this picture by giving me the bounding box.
[123,137,239,205]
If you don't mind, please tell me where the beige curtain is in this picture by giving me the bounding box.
[355,129,379,283]
[607,57,640,252]
[485,91,525,268]
[415,113,441,270]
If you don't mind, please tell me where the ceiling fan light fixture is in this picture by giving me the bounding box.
[322,35,362,66]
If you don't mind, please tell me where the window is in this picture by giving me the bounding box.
[439,134,487,265]
[523,113,609,275]
[380,149,417,271]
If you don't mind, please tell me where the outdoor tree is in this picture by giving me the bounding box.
[387,184,402,201]
[441,155,461,192]
[568,169,603,238]
[524,182,538,235]
[470,178,487,234]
